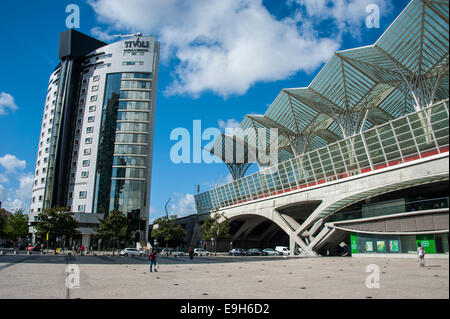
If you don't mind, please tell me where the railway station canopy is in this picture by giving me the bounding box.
[207,0,449,178]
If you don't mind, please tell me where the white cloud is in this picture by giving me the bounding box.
[218,118,240,134]
[89,0,341,98]
[0,154,26,172]
[90,27,116,42]
[0,92,18,116]
[0,172,33,213]
[0,174,8,183]
[290,0,392,39]
[169,193,196,218]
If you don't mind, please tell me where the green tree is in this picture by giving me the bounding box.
[35,206,80,249]
[95,210,132,256]
[151,215,185,251]
[5,209,29,244]
[0,208,9,239]
[200,213,231,253]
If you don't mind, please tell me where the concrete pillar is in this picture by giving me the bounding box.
[289,235,295,256]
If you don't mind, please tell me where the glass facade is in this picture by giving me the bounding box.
[94,73,152,223]
[195,101,449,214]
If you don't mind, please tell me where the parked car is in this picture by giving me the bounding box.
[275,246,290,256]
[171,250,185,257]
[247,248,263,256]
[193,248,211,256]
[262,248,279,256]
[119,248,143,257]
[229,248,247,256]
[159,248,175,256]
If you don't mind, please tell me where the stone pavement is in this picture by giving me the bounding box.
[0,254,448,299]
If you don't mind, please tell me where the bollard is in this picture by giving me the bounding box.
[14,250,17,255]
[41,252,43,255]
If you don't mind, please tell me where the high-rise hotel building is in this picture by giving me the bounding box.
[29,30,160,246]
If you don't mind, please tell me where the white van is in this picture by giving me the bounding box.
[275,246,290,256]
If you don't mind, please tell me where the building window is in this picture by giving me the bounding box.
[81,171,89,178]
[90,95,97,102]
[41,178,45,184]
[87,116,95,123]
[69,192,73,198]
[84,148,91,155]
[93,75,100,82]
[82,160,90,167]
[79,191,87,199]
[82,79,87,85]
[73,150,78,156]
[72,161,76,167]
[81,89,86,94]
[78,205,85,212]
[74,140,79,145]
[32,197,35,203]
[39,195,43,202]
[85,137,92,144]
[92,85,99,92]
[86,127,94,133]
[89,105,96,112]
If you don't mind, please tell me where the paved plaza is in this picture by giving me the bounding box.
[0,254,448,299]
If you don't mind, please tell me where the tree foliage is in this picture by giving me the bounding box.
[200,213,231,241]
[0,208,9,239]
[151,215,185,247]
[4,209,28,241]
[35,206,80,246]
[95,210,132,253]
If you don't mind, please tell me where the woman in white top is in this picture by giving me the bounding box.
[417,243,426,267]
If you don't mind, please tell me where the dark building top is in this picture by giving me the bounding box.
[59,29,107,60]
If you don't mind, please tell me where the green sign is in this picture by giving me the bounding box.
[389,240,399,252]
[416,235,436,254]
[350,234,358,254]
[376,241,386,252]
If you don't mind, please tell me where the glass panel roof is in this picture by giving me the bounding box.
[208,0,448,175]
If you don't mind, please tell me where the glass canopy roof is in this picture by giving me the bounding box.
[207,0,449,175]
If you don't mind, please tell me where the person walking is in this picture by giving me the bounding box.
[417,243,426,267]
[80,245,85,256]
[189,247,194,261]
[149,249,158,272]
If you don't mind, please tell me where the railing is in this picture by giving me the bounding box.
[195,99,449,213]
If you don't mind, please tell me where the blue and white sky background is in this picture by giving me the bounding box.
[0,0,409,221]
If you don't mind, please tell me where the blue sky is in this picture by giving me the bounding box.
[0,0,409,220]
